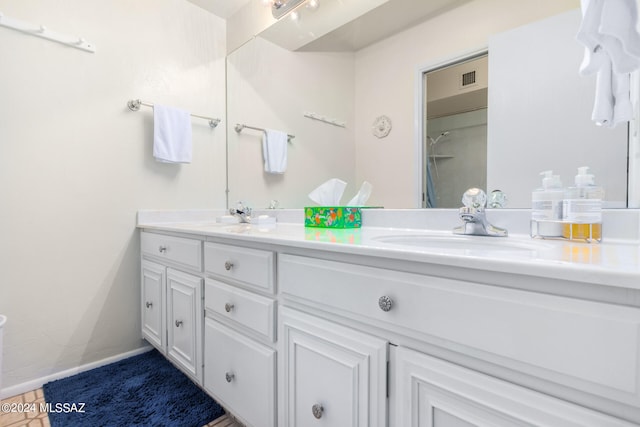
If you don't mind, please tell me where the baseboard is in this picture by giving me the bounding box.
[1,345,153,399]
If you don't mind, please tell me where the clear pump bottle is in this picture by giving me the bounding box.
[562,166,604,242]
[531,171,564,237]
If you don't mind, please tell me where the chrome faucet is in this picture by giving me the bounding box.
[453,188,508,237]
[229,201,252,223]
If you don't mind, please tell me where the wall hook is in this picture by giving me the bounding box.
[0,13,95,53]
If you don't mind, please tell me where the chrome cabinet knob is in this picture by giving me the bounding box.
[224,261,234,271]
[158,246,167,253]
[225,303,235,313]
[175,320,183,327]
[145,301,153,308]
[312,404,324,419]
[225,372,235,383]
[378,295,393,312]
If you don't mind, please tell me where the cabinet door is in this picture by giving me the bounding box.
[279,307,387,427]
[141,260,165,353]
[167,268,203,383]
[204,318,276,427]
[393,346,635,427]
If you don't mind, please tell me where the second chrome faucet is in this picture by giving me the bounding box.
[453,188,508,237]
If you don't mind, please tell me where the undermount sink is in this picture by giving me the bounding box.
[372,234,548,253]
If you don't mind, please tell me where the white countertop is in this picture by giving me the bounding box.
[137,209,640,290]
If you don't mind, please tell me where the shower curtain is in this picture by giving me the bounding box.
[426,158,437,208]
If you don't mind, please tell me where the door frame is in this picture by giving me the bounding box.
[412,46,488,208]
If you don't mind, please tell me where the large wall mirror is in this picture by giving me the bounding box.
[226,0,638,209]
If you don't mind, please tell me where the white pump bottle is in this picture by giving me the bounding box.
[531,170,564,237]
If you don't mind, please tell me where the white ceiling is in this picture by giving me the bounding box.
[186,0,250,19]
[299,0,470,51]
[187,0,472,52]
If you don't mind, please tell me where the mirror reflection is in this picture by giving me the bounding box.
[226,0,632,209]
[424,54,488,208]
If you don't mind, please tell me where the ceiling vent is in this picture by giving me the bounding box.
[461,70,476,88]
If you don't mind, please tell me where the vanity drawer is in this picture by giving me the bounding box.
[205,278,276,342]
[204,242,275,293]
[141,232,202,271]
[279,254,640,407]
[204,318,276,427]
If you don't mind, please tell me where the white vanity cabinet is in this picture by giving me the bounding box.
[393,346,636,427]
[203,241,277,427]
[140,232,203,384]
[137,217,640,427]
[279,307,388,427]
[279,252,640,426]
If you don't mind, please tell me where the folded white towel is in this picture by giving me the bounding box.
[578,0,640,74]
[153,104,192,163]
[262,129,288,174]
[589,57,633,128]
[597,0,640,73]
[577,0,640,128]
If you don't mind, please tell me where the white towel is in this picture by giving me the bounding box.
[577,0,640,128]
[591,57,634,127]
[153,104,192,163]
[262,129,288,174]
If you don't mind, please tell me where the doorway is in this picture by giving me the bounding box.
[423,53,488,208]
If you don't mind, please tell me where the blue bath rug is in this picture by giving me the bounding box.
[43,349,225,427]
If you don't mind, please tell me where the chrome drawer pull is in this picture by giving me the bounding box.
[175,320,183,327]
[224,261,234,271]
[225,372,235,383]
[378,295,393,312]
[224,303,235,313]
[145,301,153,308]
[312,404,324,419]
[158,246,167,253]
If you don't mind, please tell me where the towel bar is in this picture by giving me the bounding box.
[127,99,221,128]
[234,123,294,142]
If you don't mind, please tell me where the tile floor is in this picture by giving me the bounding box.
[1,389,242,427]
[0,389,49,427]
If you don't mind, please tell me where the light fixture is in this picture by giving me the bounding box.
[306,0,319,10]
[271,0,306,19]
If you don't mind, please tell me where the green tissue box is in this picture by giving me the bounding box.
[304,206,362,228]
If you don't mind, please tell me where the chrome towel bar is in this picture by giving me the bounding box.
[234,123,294,141]
[127,99,221,128]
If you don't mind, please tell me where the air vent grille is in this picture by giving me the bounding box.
[461,71,476,87]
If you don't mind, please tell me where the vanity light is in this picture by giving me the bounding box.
[271,0,306,19]
[290,10,300,21]
[307,0,319,10]
[261,0,286,9]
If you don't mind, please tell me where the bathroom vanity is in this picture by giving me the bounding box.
[138,210,640,427]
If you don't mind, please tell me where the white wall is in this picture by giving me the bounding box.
[226,0,276,53]
[354,0,580,208]
[0,0,226,394]
[227,37,356,209]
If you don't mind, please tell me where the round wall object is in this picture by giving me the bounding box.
[372,115,392,138]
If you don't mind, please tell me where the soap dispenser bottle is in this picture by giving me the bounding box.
[562,166,604,242]
[531,171,564,237]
